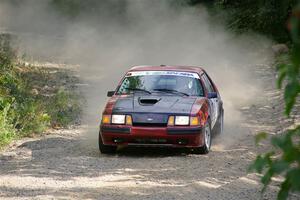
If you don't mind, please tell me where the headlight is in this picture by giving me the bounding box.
[175,116,189,125]
[168,116,190,126]
[112,115,126,124]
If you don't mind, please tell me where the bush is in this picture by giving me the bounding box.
[185,0,296,42]
[0,98,15,147]
[47,87,81,128]
[0,35,82,148]
[249,3,300,199]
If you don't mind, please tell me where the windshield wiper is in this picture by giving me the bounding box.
[153,89,189,96]
[125,87,152,94]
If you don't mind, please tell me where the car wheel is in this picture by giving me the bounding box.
[98,132,117,154]
[193,121,211,154]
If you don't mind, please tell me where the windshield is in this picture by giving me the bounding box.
[117,71,204,96]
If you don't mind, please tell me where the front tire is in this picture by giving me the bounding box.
[98,132,117,154]
[193,121,211,154]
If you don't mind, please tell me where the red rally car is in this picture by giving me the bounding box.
[99,65,224,154]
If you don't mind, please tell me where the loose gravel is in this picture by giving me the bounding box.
[0,65,299,200]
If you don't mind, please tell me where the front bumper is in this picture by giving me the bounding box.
[100,125,204,147]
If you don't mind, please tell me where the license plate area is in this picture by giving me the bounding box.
[131,138,168,144]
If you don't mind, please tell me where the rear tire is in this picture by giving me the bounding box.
[98,132,117,154]
[193,121,211,154]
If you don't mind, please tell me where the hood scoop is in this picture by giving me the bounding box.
[138,97,161,105]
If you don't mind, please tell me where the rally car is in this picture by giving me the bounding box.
[99,65,224,154]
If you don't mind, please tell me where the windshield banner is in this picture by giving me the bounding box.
[126,71,200,79]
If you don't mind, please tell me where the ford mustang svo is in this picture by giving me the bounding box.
[99,65,224,154]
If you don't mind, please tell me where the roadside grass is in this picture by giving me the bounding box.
[0,50,82,149]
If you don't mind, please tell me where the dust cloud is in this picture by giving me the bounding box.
[0,0,274,149]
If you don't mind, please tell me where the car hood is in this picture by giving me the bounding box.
[112,95,197,115]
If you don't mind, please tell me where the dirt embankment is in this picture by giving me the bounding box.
[0,64,299,200]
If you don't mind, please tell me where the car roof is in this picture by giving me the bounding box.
[128,65,205,74]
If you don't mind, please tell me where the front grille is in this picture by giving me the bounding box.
[132,113,168,124]
[132,122,167,127]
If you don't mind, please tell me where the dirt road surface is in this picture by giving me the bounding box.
[0,64,299,200]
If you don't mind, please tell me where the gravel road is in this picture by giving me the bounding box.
[0,65,299,200]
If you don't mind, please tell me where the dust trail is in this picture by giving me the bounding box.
[0,0,274,149]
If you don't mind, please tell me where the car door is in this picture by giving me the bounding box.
[201,73,219,128]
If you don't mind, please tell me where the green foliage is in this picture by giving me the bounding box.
[0,37,82,148]
[50,0,127,20]
[47,87,81,128]
[250,127,300,199]
[250,3,300,199]
[277,4,300,116]
[213,0,297,42]
[277,55,300,115]
[0,49,49,147]
[0,97,15,147]
[254,132,268,145]
[171,0,297,42]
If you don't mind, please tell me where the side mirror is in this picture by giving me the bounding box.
[107,91,115,97]
[208,92,218,99]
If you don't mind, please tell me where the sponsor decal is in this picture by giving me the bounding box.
[126,71,200,79]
